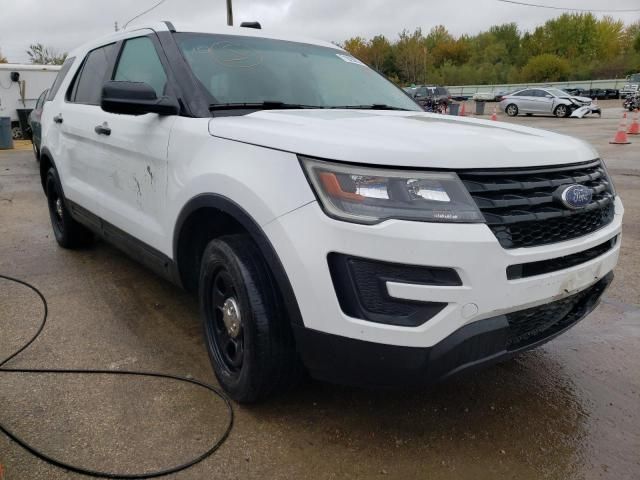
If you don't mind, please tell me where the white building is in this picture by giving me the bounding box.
[0,63,60,139]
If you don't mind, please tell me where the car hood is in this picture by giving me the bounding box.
[208,110,598,169]
[569,96,593,103]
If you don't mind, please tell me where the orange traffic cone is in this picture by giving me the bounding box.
[490,106,498,121]
[610,112,631,144]
[627,109,640,135]
[459,102,466,117]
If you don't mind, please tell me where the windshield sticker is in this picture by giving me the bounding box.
[336,54,366,66]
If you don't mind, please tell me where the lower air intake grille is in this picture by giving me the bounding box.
[506,274,611,350]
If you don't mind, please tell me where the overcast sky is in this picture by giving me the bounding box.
[1,0,638,63]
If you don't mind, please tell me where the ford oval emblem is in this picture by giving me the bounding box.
[556,184,593,209]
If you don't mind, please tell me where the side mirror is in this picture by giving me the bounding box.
[101,81,179,116]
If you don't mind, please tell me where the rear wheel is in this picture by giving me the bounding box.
[199,235,302,403]
[45,168,93,248]
[505,104,518,117]
[11,124,23,140]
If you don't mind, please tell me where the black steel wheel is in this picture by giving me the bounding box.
[208,269,245,374]
[199,235,302,403]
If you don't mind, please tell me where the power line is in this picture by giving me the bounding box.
[122,0,168,30]
[496,0,640,13]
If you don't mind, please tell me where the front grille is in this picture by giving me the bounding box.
[506,274,611,350]
[327,253,461,327]
[507,236,617,280]
[458,160,615,248]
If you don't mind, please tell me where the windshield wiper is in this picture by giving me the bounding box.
[326,104,412,111]
[209,101,323,111]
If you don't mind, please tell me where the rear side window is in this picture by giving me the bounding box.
[46,57,75,101]
[36,89,48,109]
[113,36,167,97]
[514,90,532,96]
[69,44,116,105]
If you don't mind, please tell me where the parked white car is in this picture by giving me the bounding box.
[39,22,622,402]
[499,87,601,118]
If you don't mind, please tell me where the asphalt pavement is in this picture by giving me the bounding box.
[1,104,638,479]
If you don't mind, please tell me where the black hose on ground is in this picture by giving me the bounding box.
[0,274,234,479]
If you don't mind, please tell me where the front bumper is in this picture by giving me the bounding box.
[293,273,612,387]
[265,196,622,349]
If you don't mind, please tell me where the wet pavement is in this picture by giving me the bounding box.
[1,106,639,479]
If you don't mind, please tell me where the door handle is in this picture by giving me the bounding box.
[94,123,111,136]
[53,115,63,124]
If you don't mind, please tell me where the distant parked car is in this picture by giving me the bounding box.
[28,88,48,159]
[564,87,619,100]
[472,90,508,102]
[499,87,600,118]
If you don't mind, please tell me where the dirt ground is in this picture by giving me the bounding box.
[1,102,639,479]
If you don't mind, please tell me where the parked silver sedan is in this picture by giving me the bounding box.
[499,87,599,118]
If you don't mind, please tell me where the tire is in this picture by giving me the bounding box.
[199,235,302,403]
[554,104,569,118]
[505,104,518,117]
[11,125,23,140]
[32,142,39,161]
[45,168,93,248]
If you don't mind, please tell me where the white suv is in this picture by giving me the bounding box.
[39,22,623,402]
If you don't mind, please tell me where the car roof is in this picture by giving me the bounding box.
[68,21,342,58]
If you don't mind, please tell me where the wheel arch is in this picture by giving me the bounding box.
[173,193,304,326]
[39,147,56,193]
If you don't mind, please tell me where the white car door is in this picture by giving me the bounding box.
[56,43,117,217]
[90,35,176,252]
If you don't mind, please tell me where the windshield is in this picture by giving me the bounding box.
[629,74,640,83]
[174,33,421,112]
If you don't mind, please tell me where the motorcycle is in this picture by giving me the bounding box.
[417,95,447,114]
[623,93,639,112]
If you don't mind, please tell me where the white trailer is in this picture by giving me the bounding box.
[0,63,60,139]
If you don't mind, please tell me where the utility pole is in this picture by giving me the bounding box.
[226,0,233,26]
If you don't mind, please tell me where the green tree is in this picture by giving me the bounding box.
[0,48,7,63]
[26,43,68,65]
[342,13,637,86]
[521,54,570,82]
[395,28,426,84]
[368,35,392,72]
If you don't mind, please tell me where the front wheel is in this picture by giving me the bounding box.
[199,235,302,403]
[505,104,518,117]
[554,104,570,118]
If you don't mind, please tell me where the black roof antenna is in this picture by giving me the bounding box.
[240,21,261,29]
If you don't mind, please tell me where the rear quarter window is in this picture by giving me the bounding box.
[46,57,75,101]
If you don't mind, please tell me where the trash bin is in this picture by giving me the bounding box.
[16,108,33,140]
[475,101,486,115]
[0,117,14,150]
[449,103,460,116]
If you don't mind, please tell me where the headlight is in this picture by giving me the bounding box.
[300,156,484,224]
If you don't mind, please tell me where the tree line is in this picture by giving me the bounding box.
[342,13,640,86]
[0,43,68,65]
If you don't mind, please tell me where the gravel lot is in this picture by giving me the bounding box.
[1,102,639,479]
